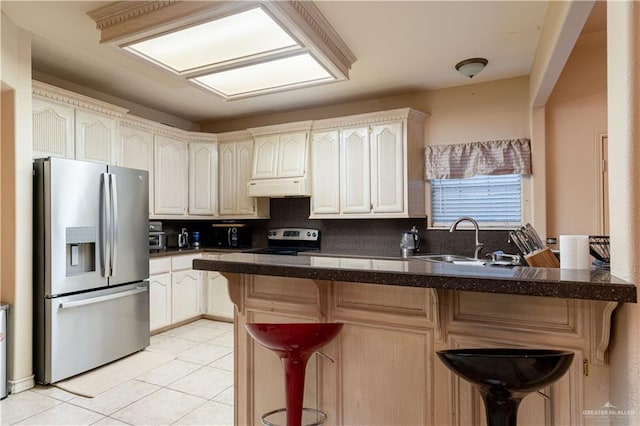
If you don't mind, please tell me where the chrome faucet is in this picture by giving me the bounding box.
[449,216,484,260]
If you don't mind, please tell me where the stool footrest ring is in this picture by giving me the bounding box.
[261,407,328,426]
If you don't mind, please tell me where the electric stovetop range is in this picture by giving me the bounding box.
[245,228,320,255]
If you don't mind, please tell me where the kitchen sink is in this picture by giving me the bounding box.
[412,254,484,264]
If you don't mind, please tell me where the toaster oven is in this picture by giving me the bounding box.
[149,221,165,250]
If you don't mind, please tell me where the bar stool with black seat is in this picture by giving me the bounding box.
[245,323,343,426]
[437,348,574,426]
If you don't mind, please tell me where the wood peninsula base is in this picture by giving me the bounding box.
[224,272,614,426]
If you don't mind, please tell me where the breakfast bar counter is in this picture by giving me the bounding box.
[192,253,636,425]
[193,252,636,302]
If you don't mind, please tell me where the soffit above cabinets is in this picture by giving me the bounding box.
[87,1,357,100]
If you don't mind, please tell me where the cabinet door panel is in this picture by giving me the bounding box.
[75,110,117,165]
[340,127,371,213]
[218,143,236,215]
[154,135,187,215]
[189,142,217,215]
[371,122,404,213]
[236,140,255,214]
[121,126,154,216]
[172,270,201,323]
[32,98,75,159]
[311,130,340,214]
[336,323,432,425]
[206,272,234,321]
[252,136,279,179]
[149,273,172,332]
[277,131,307,177]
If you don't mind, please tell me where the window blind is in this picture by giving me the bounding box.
[431,174,522,227]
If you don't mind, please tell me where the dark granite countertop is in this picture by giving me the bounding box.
[149,247,246,258]
[192,252,637,303]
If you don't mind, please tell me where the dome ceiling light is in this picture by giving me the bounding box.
[455,58,488,79]
[88,1,356,100]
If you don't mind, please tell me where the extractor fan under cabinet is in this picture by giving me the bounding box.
[247,121,313,197]
[310,108,428,219]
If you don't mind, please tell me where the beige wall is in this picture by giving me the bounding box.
[200,77,532,145]
[607,2,640,422]
[1,12,35,392]
[545,29,607,238]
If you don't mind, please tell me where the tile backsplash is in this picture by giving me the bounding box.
[161,198,517,258]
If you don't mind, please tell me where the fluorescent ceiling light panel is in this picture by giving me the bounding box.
[124,7,299,73]
[191,53,335,98]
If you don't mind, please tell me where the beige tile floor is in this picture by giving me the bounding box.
[0,319,234,426]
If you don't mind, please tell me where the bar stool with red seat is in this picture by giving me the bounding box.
[245,323,343,426]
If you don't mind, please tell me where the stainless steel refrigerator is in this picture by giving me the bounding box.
[33,157,150,384]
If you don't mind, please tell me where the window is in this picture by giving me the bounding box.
[430,173,522,228]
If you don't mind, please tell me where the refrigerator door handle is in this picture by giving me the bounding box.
[101,172,111,277]
[58,287,148,310]
[109,173,118,277]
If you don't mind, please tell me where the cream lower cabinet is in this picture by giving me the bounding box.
[149,273,172,332]
[229,275,597,426]
[205,271,234,321]
[171,254,203,324]
[172,269,203,324]
[149,257,172,332]
[310,108,427,219]
[149,254,203,332]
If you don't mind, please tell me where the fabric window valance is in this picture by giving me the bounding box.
[424,138,531,180]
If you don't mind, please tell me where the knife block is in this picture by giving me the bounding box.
[524,247,560,268]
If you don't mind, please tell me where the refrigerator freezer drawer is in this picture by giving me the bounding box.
[38,282,150,384]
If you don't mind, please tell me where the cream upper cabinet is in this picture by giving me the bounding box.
[251,131,307,179]
[188,140,218,216]
[310,130,340,214]
[340,126,371,213]
[236,140,257,215]
[252,135,279,179]
[218,132,269,218]
[32,98,75,159]
[370,122,404,213]
[154,134,188,215]
[120,124,154,216]
[310,108,427,219]
[75,109,119,165]
[32,81,127,164]
[277,131,307,177]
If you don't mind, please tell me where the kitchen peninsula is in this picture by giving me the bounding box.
[194,253,636,425]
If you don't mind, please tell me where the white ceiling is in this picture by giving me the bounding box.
[1,1,552,124]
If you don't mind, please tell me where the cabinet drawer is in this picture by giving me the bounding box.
[171,253,202,271]
[149,258,171,275]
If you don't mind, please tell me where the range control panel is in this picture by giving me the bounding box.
[267,228,320,242]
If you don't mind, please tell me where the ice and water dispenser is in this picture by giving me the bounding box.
[66,226,96,276]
